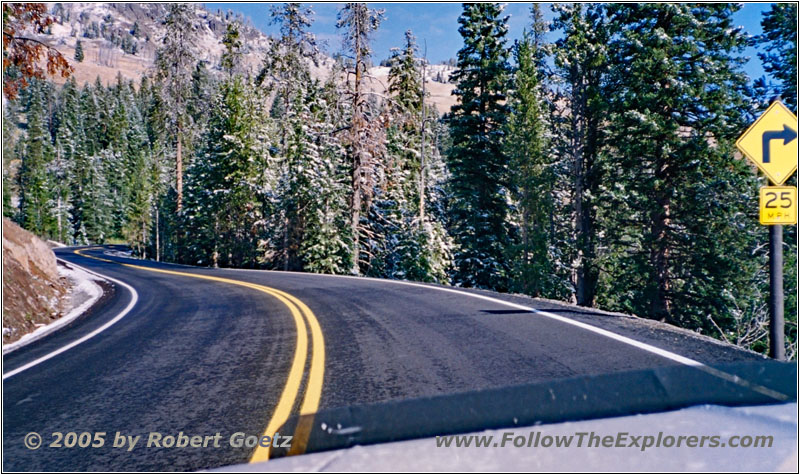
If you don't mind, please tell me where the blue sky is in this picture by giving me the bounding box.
[205,2,774,81]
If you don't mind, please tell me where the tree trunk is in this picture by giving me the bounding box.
[576,196,597,306]
[572,70,586,304]
[577,106,599,307]
[155,206,160,262]
[57,195,62,243]
[522,188,530,294]
[419,54,427,224]
[650,192,672,322]
[176,132,183,211]
[283,215,290,271]
[282,89,291,271]
[350,29,363,275]
[572,70,599,308]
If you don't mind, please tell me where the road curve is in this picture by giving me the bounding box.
[3,246,763,471]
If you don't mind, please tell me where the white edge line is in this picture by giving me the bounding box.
[230,269,703,364]
[2,258,139,380]
[228,269,791,401]
[3,262,105,355]
[68,256,788,401]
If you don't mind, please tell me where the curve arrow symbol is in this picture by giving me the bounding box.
[762,124,797,163]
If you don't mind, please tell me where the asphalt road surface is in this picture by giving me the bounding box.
[3,246,766,471]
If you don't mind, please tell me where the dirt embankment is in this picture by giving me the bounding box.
[2,219,69,343]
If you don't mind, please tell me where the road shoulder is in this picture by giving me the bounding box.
[2,260,110,355]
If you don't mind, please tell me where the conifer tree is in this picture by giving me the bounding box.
[184,75,269,268]
[758,3,797,110]
[155,3,198,211]
[377,29,452,282]
[506,5,562,298]
[282,79,353,273]
[72,81,112,243]
[17,80,56,237]
[106,74,132,236]
[2,103,16,218]
[756,3,797,355]
[446,3,512,290]
[74,40,84,62]
[600,4,757,331]
[337,2,386,274]
[262,3,321,270]
[52,77,83,242]
[550,3,609,305]
[220,22,243,77]
[122,85,154,255]
[295,74,354,274]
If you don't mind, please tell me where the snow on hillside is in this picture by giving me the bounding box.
[40,3,273,85]
[367,63,457,115]
[36,3,457,114]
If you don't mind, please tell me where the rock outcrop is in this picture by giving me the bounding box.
[2,219,68,343]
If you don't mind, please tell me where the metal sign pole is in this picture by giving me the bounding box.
[768,223,784,360]
[737,98,796,360]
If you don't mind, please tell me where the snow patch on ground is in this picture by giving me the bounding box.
[2,262,105,355]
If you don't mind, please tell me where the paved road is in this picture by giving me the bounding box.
[3,246,764,471]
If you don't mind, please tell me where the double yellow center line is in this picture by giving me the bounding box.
[73,248,324,462]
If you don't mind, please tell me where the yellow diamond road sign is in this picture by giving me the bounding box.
[736,101,798,185]
[759,186,797,225]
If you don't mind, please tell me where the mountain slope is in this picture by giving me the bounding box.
[38,3,456,113]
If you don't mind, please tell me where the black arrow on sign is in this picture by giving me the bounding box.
[762,124,797,163]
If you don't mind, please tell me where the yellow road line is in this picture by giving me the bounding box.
[74,248,115,262]
[268,289,326,416]
[72,249,325,463]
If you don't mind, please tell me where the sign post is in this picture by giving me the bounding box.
[736,100,798,361]
[769,225,784,360]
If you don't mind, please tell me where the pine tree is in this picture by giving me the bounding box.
[52,77,83,242]
[74,40,84,62]
[337,3,386,274]
[283,79,352,274]
[17,80,56,237]
[388,30,423,117]
[122,95,153,257]
[83,77,109,151]
[758,3,797,110]
[106,74,132,237]
[377,29,452,282]
[756,3,797,356]
[550,3,610,305]
[446,3,512,290]
[72,81,112,243]
[187,60,212,146]
[387,29,423,207]
[220,22,243,77]
[3,101,18,218]
[295,74,354,274]
[184,75,270,268]
[600,4,758,332]
[260,2,318,89]
[137,76,171,260]
[261,2,321,271]
[506,5,563,298]
[155,3,198,212]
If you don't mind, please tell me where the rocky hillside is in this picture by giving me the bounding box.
[42,3,273,85]
[2,219,69,344]
[37,3,456,114]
